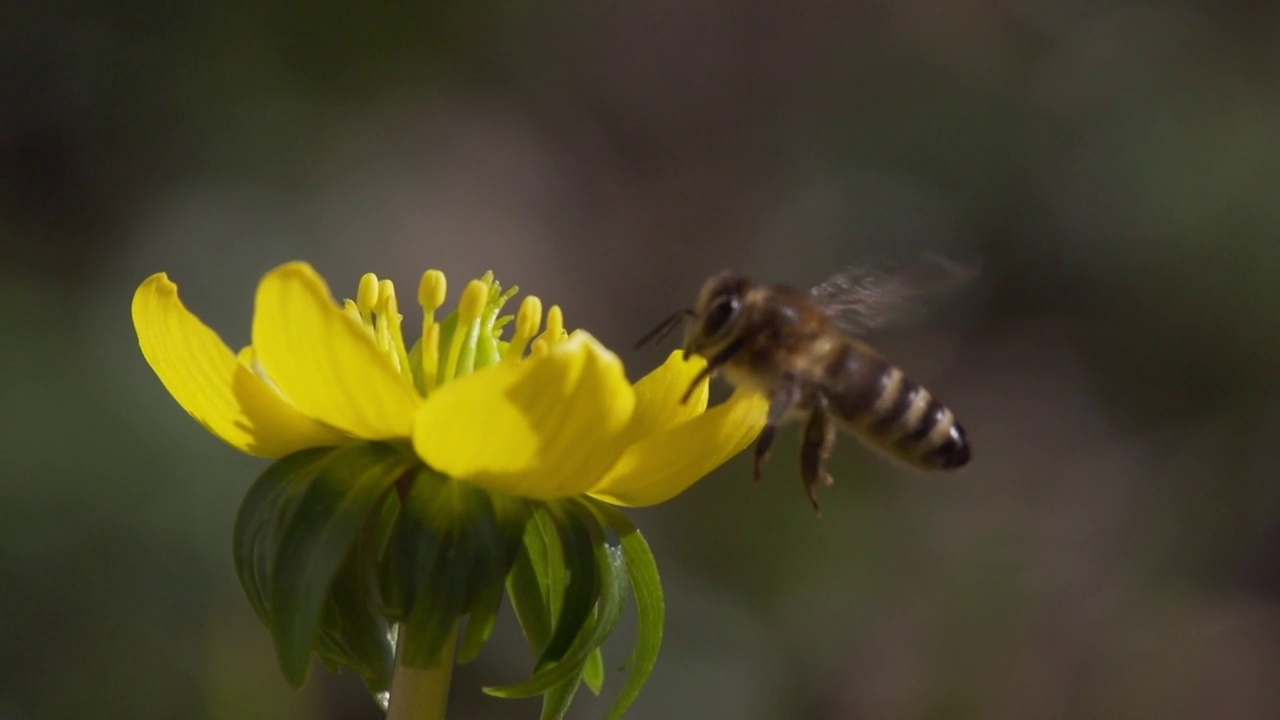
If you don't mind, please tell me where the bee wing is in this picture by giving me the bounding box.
[810,254,979,335]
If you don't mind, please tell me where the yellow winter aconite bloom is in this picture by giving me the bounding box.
[132,262,767,506]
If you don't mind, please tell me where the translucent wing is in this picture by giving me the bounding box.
[809,254,979,335]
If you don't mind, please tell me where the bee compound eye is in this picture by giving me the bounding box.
[703,296,739,337]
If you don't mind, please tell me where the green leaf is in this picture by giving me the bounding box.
[504,506,564,663]
[537,503,602,669]
[400,538,469,667]
[393,470,528,668]
[539,664,585,720]
[457,496,529,663]
[582,643,605,695]
[533,508,564,615]
[269,443,415,687]
[314,502,396,693]
[591,502,666,720]
[380,474,445,621]
[506,540,553,655]
[392,469,469,668]
[233,447,335,626]
[486,541,628,699]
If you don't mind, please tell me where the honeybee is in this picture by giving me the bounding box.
[637,256,975,513]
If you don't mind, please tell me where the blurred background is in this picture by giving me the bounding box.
[4,1,1280,718]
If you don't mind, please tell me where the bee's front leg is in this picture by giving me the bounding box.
[800,394,837,515]
[753,376,801,482]
[680,338,747,404]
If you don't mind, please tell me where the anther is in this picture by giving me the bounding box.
[537,305,566,348]
[378,279,411,375]
[504,295,543,363]
[357,273,380,321]
[418,270,447,323]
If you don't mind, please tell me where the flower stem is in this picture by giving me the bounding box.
[386,625,458,720]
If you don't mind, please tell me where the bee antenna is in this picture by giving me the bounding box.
[635,308,694,349]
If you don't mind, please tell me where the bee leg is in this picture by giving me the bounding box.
[754,378,801,482]
[753,426,776,483]
[679,338,746,403]
[800,397,836,515]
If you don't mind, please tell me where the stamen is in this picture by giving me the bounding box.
[504,295,542,363]
[422,323,441,392]
[535,305,566,349]
[372,283,392,356]
[356,273,380,324]
[444,279,489,382]
[418,270,447,325]
[379,279,412,377]
[418,269,447,389]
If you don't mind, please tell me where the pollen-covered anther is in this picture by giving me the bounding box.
[504,295,543,363]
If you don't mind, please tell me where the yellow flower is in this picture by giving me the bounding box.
[131,261,767,506]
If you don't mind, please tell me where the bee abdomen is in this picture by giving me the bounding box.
[832,354,970,470]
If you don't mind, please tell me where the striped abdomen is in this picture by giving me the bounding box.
[820,339,970,470]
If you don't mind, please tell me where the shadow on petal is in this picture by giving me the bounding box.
[414,333,637,500]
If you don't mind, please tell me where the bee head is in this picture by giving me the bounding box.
[684,271,751,359]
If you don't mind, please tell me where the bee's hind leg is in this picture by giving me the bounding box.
[753,426,776,483]
[800,395,837,515]
[754,376,801,482]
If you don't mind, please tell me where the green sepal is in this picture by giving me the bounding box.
[590,501,666,720]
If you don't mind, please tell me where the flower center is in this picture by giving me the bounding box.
[346,269,563,397]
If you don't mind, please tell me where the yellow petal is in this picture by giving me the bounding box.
[588,388,769,507]
[623,350,709,444]
[252,262,421,440]
[131,273,345,457]
[413,333,637,499]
